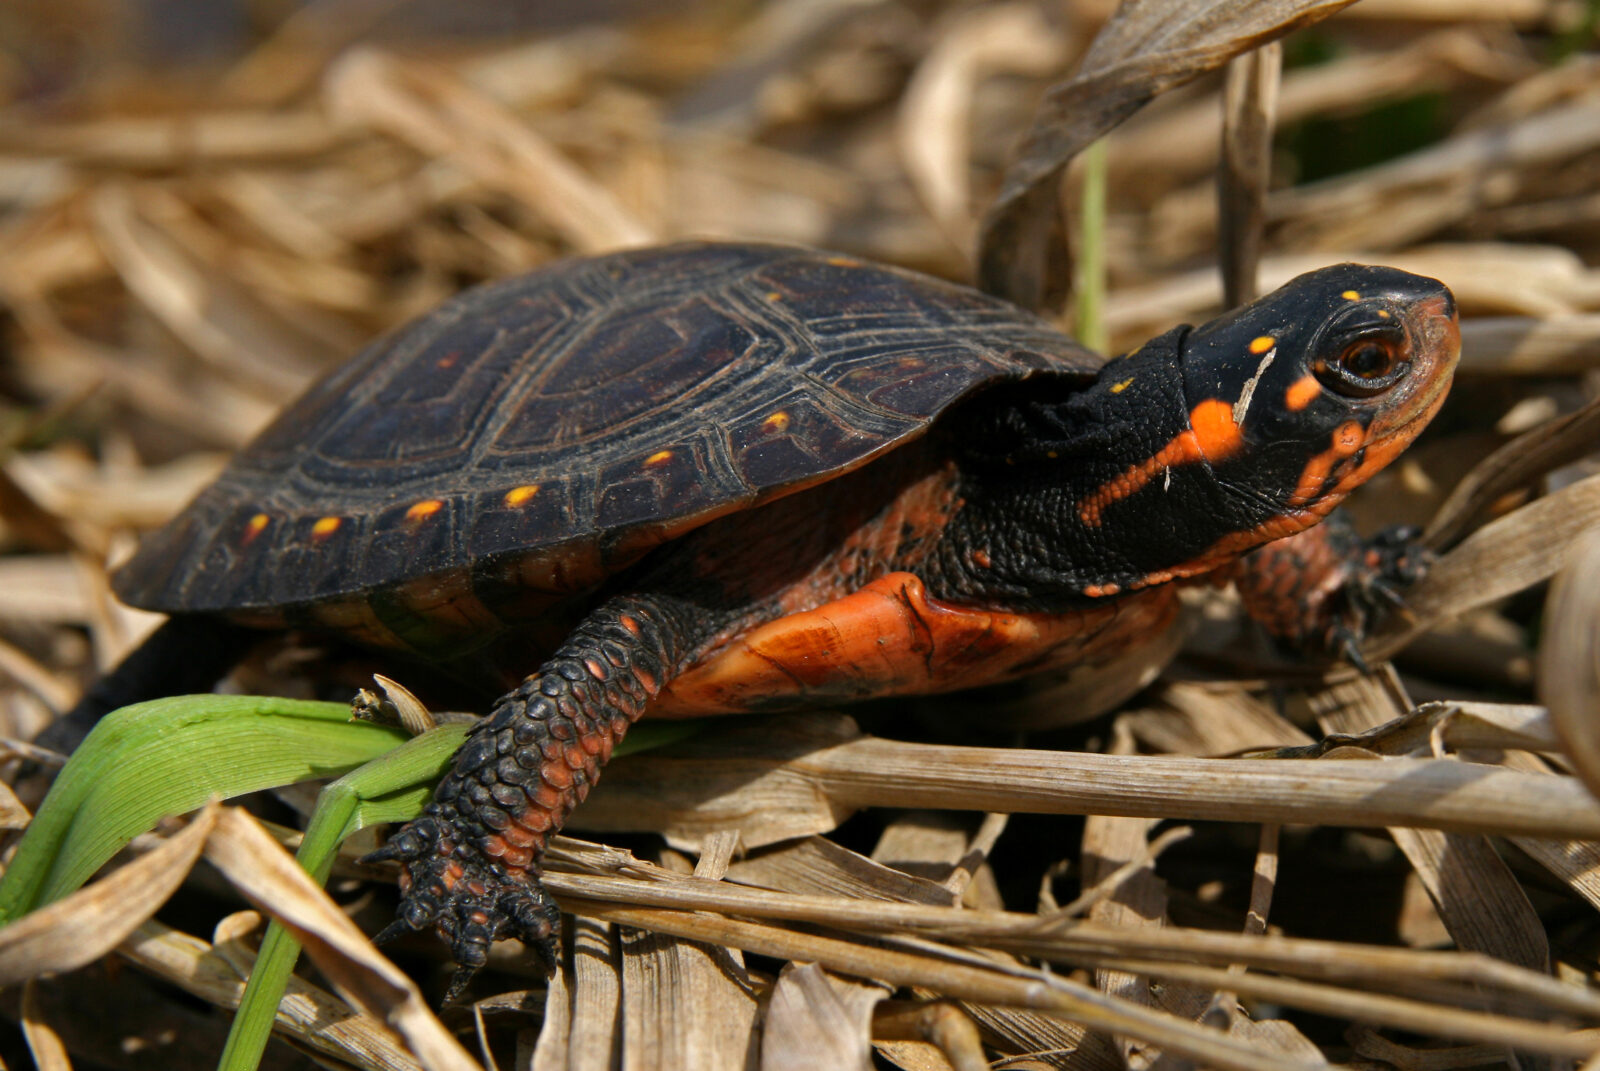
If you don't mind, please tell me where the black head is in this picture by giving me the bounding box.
[942,263,1460,606]
[1175,263,1459,526]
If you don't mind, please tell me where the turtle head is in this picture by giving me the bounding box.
[1167,264,1460,553]
[937,263,1458,607]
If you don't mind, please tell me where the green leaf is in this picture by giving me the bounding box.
[0,695,409,922]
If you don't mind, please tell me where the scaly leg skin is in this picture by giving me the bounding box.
[1232,510,1433,668]
[366,592,710,1001]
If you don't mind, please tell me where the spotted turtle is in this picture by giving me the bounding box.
[72,241,1460,992]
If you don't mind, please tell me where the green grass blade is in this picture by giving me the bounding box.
[0,695,409,921]
[1076,136,1109,354]
[220,717,701,1071]
[221,722,472,1071]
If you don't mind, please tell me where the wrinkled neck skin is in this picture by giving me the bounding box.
[927,328,1306,612]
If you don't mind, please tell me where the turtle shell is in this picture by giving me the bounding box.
[114,242,1103,615]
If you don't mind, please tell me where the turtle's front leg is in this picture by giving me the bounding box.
[1232,510,1432,666]
[368,592,709,998]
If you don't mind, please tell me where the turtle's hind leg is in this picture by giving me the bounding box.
[367,591,715,1000]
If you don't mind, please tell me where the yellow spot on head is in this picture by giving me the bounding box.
[311,516,342,540]
[762,411,791,432]
[826,256,859,268]
[645,449,674,467]
[504,484,540,507]
[766,291,783,302]
[243,513,270,543]
[1110,377,1134,394]
[1341,290,1361,301]
[405,499,444,523]
[1046,450,1059,459]
[1376,309,1391,319]
[1249,335,1276,355]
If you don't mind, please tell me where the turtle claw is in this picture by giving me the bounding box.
[363,813,564,998]
[1334,628,1371,675]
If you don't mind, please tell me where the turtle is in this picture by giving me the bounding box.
[62,240,1460,996]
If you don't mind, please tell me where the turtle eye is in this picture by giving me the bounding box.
[1316,335,1410,398]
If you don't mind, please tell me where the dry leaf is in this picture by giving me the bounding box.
[978,0,1357,308]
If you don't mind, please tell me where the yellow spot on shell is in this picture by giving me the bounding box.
[1249,335,1276,354]
[242,513,269,544]
[645,449,674,467]
[1341,290,1361,301]
[405,499,444,523]
[763,411,791,432]
[504,485,540,507]
[1110,378,1134,394]
[826,256,859,267]
[311,516,342,540]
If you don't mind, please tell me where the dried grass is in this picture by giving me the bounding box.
[1,1,1598,1069]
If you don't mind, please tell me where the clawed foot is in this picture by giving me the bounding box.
[364,815,562,1003]
[1318,523,1435,669]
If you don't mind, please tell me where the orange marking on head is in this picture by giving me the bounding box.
[436,351,459,369]
[763,411,791,432]
[242,512,270,545]
[1110,378,1134,394]
[1078,401,1245,524]
[1188,398,1245,460]
[970,549,992,568]
[1288,420,1368,507]
[645,449,673,467]
[1249,335,1276,355]
[1285,375,1320,412]
[311,516,342,541]
[504,484,540,507]
[405,499,443,524]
